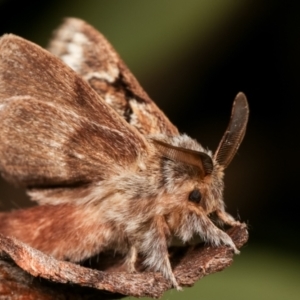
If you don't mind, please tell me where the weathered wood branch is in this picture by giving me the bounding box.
[0,224,248,299]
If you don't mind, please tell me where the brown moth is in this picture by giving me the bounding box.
[0,18,249,289]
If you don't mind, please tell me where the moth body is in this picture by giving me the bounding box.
[0,18,249,289]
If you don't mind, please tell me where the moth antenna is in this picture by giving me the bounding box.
[152,139,213,177]
[214,92,249,168]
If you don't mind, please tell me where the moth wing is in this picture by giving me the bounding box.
[0,35,148,190]
[48,18,179,136]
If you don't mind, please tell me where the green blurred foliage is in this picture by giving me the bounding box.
[141,247,300,300]
[31,0,247,74]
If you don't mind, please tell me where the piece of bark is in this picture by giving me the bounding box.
[0,224,248,299]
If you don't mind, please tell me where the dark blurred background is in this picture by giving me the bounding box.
[0,0,299,299]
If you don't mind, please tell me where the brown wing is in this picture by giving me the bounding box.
[48,18,179,136]
[0,34,148,188]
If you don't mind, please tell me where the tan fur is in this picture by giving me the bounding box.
[0,204,128,261]
[0,19,249,289]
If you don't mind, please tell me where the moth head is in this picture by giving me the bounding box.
[152,92,249,214]
[152,137,218,214]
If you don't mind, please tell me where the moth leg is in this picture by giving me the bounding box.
[216,209,242,227]
[141,216,180,290]
[184,206,240,254]
[124,245,138,273]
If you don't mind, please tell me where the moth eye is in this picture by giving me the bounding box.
[188,189,202,203]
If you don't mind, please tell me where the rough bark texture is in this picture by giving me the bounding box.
[0,224,248,299]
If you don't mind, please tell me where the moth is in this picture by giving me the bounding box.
[0,18,249,289]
